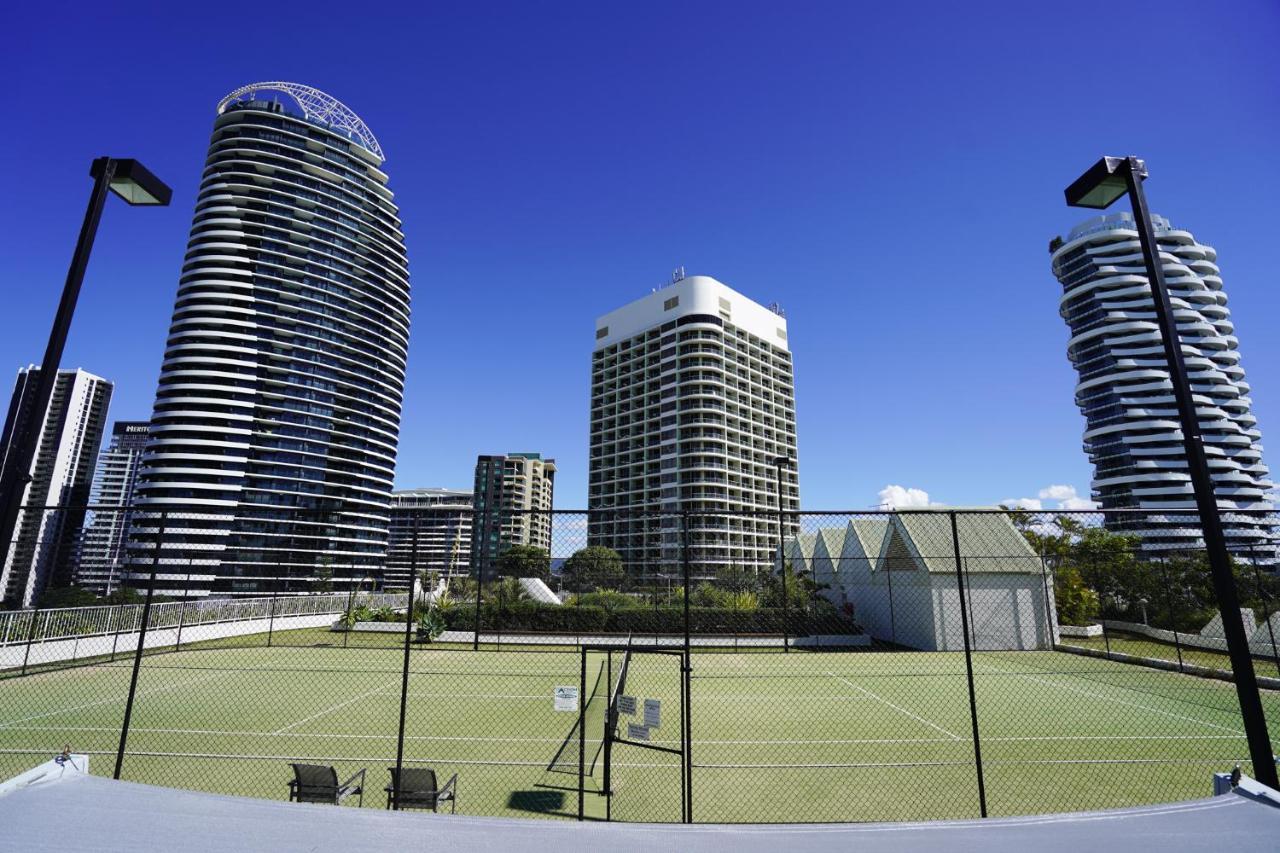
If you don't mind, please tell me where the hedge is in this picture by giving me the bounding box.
[442,603,861,636]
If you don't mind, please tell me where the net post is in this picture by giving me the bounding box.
[115,509,165,780]
[950,511,987,818]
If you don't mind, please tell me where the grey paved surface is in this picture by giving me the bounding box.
[1,773,1277,852]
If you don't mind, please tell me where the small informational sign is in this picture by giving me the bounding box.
[643,698,661,728]
[627,723,650,742]
[618,695,636,716]
[553,686,579,712]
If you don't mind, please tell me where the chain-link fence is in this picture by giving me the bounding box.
[1,504,1277,822]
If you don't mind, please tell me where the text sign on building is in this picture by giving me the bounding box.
[553,686,578,712]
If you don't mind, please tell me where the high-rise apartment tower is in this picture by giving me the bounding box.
[76,421,150,594]
[1050,213,1274,561]
[588,274,799,577]
[471,454,555,579]
[387,488,474,588]
[127,82,411,596]
[0,367,112,605]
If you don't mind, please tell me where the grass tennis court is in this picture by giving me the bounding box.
[2,629,1278,823]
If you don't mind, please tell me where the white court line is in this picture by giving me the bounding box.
[974,658,1244,735]
[0,669,236,729]
[826,671,964,741]
[273,679,398,735]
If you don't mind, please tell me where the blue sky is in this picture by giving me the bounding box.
[2,1,1277,510]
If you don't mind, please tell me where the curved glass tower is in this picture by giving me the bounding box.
[128,82,411,596]
[1051,212,1273,561]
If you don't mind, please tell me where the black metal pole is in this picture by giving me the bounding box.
[950,511,987,818]
[681,510,692,657]
[20,607,40,676]
[473,507,485,652]
[0,160,115,575]
[577,647,586,821]
[114,510,165,779]
[174,562,191,653]
[773,458,790,652]
[604,649,612,821]
[1122,160,1276,786]
[1160,559,1185,673]
[266,567,279,648]
[1039,553,1056,647]
[392,519,419,810]
[683,647,693,823]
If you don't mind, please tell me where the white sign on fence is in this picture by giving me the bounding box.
[553,686,579,712]
[643,698,661,728]
[627,723,650,741]
[618,695,636,716]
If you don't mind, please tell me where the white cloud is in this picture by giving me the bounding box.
[1003,484,1099,511]
[1038,484,1078,503]
[877,485,933,509]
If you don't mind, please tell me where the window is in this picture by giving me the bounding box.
[777,328,787,340]
[596,326,609,340]
[663,296,680,311]
[719,297,731,310]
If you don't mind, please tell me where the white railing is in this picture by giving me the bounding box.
[0,591,405,650]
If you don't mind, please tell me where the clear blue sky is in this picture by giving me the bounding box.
[2,1,1277,510]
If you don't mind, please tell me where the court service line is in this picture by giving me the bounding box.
[826,671,964,741]
[0,669,236,730]
[273,678,400,735]
[973,658,1244,736]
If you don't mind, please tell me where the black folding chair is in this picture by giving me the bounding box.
[385,767,458,813]
[287,763,365,806]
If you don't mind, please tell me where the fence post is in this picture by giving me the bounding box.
[266,566,280,648]
[473,506,485,652]
[949,511,987,818]
[1160,558,1185,673]
[174,562,192,653]
[1250,547,1280,678]
[1039,553,1055,647]
[20,607,41,676]
[115,510,166,780]
[577,646,586,821]
[681,511,692,654]
[392,519,419,810]
[109,604,122,663]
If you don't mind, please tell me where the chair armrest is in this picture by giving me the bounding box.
[438,773,458,799]
[341,768,366,792]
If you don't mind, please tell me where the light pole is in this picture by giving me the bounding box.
[1064,156,1276,787]
[0,158,171,584]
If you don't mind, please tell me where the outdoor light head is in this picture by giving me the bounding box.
[91,157,173,206]
[1064,156,1147,209]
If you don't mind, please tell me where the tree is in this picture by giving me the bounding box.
[496,545,550,582]
[561,546,625,591]
[1054,565,1100,625]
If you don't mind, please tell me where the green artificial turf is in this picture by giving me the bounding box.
[2,632,1277,823]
